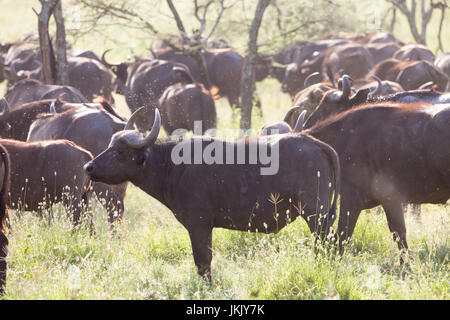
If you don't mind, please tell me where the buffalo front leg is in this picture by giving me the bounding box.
[227,93,240,111]
[93,182,127,226]
[335,192,365,254]
[187,223,213,281]
[0,231,8,294]
[382,201,409,264]
[336,208,362,254]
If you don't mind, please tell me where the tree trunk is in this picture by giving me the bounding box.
[54,0,68,85]
[35,0,59,84]
[239,0,271,130]
[387,0,436,46]
[166,0,212,90]
[189,50,212,90]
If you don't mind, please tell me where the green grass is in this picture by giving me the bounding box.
[3,194,448,299]
[0,0,449,300]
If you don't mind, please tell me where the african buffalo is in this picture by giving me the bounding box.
[366,42,401,64]
[370,58,449,91]
[283,75,401,130]
[302,76,370,129]
[154,47,270,110]
[289,72,335,117]
[323,42,374,82]
[158,82,217,135]
[435,52,450,91]
[0,138,92,225]
[0,143,10,294]
[27,103,128,225]
[273,41,306,65]
[393,44,435,62]
[67,56,114,102]
[303,76,448,130]
[280,41,373,98]
[366,32,403,45]
[84,108,340,279]
[2,47,113,101]
[290,39,349,65]
[260,110,306,136]
[353,75,404,98]
[0,41,41,86]
[302,88,450,262]
[0,98,74,141]
[3,79,88,109]
[102,52,195,131]
[279,75,359,129]
[70,49,101,62]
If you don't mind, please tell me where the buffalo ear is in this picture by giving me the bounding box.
[300,67,310,75]
[350,88,370,106]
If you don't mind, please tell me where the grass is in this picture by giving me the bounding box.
[2,195,448,299]
[0,0,448,300]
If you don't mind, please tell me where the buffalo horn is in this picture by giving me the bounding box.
[293,110,307,132]
[101,49,119,69]
[325,65,336,88]
[369,75,382,97]
[418,81,434,90]
[283,105,301,125]
[338,75,351,101]
[0,98,9,120]
[10,64,26,81]
[49,101,56,113]
[303,72,320,88]
[125,107,161,149]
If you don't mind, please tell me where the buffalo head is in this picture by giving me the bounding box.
[84,107,161,185]
[101,49,131,95]
[260,109,306,136]
[303,75,371,129]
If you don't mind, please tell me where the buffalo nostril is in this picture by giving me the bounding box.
[84,163,94,174]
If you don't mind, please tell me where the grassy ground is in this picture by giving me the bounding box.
[0,0,448,300]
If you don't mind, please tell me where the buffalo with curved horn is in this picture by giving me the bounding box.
[259,109,307,136]
[102,49,196,132]
[303,72,321,88]
[283,75,361,130]
[84,107,341,280]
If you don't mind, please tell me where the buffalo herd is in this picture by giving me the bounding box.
[0,30,449,290]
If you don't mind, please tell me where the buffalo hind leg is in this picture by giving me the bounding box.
[382,201,409,264]
[187,223,213,282]
[0,231,7,294]
[335,190,366,254]
[93,183,126,227]
[336,207,362,255]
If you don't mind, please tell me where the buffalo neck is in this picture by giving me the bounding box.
[130,141,178,209]
[305,120,340,148]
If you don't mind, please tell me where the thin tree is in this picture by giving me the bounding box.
[239,0,271,130]
[386,0,448,47]
[33,0,68,85]
[53,0,68,85]
[33,0,59,84]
